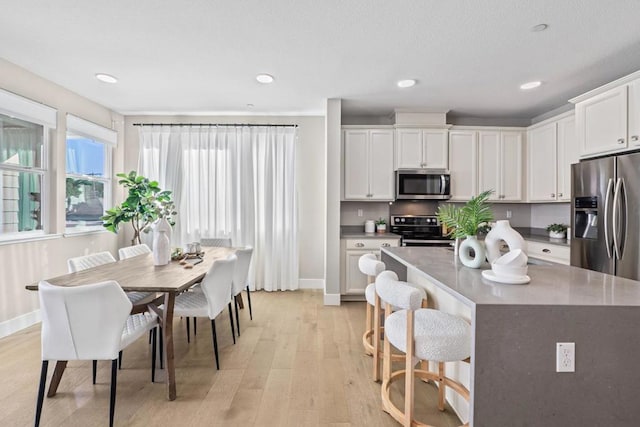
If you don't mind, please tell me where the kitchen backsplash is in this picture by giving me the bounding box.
[340,200,568,228]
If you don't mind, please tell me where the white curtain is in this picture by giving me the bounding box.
[138,125,298,291]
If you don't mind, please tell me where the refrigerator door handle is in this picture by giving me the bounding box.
[604,178,613,259]
[619,178,628,258]
[613,178,623,260]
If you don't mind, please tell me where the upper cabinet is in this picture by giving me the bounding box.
[342,128,395,201]
[527,114,578,202]
[448,130,478,201]
[478,130,524,201]
[395,128,448,170]
[572,72,640,158]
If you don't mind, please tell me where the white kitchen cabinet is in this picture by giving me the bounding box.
[478,130,523,201]
[343,128,394,201]
[341,238,400,296]
[629,79,640,147]
[556,116,578,201]
[395,128,448,170]
[526,240,570,265]
[448,130,478,201]
[528,114,578,202]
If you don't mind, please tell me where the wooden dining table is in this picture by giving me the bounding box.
[25,246,236,401]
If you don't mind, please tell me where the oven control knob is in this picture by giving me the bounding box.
[401,218,405,223]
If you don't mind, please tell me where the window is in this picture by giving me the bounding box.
[0,113,46,236]
[65,115,116,232]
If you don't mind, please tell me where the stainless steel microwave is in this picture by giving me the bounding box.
[395,169,451,200]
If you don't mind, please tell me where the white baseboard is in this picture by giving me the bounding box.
[298,278,325,289]
[323,292,341,306]
[0,309,40,339]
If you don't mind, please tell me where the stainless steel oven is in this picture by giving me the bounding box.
[396,169,451,200]
[390,215,452,247]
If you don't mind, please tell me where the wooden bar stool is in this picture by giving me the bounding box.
[376,271,471,427]
[359,253,385,357]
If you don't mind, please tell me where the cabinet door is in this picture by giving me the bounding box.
[369,130,395,200]
[629,79,640,147]
[576,85,628,156]
[344,249,375,295]
[500,131,523,201]
[422,129,448,169]
[448,130,477,201]
[343,130,370,199]
[395,129,423,169]
[478,131,501,201]
[557,116,578,201]
[527,123,557,202]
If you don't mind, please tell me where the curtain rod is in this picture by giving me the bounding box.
[132,123,297,128]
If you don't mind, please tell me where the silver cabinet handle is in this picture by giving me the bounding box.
[558,193,563,197]
[604,178,613,259]
[542,248,551,253]
[632,135,639,142]
[551,193,555,198]
[618,138,625,144]
[381,243,390,247]
[355,243,364,247]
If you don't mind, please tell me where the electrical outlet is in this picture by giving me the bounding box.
[556,342,575,372]
[357,209,363,217]
[506,210,512,219]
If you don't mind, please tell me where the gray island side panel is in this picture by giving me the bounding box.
[381,246,640,427]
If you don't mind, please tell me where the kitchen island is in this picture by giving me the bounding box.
[381,246,640,427]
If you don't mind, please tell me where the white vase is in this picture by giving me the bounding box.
[549,230,566,239]
[153,229,171,266]
[458,236,486,269]
[484,220,526,263]
[155,217,172,244]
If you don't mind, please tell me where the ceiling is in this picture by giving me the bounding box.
[2,0,640,122]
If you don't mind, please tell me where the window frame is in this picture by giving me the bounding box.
[0,88,56,242]
[64,115,116,234]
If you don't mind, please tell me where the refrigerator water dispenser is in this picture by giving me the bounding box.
[574,197,598,239]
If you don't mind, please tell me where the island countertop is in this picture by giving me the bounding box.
[381,246,640,307]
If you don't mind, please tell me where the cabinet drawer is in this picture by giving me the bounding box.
[345,238,400,250]
[526,240,570,265]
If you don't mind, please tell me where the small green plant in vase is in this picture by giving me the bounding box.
[375,217,387,233]
[546,223,568,239]
[436,190,494,268]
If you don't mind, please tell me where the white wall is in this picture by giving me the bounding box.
[122,115,327,285]
[0,59,124,334]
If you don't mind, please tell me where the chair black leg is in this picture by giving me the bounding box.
[234,296,241,336]
[118,351,122,370]
[246,285,253,320]
[151,328,157,383]
[109,359,118,427]
[34,360,48,427]
[186,317,191,343]
[148,329,152,344]
[92,360,97,384]
[159,327,164,370]
[211,319,220,370]
[228,302,236,344]
[193,317,197,336]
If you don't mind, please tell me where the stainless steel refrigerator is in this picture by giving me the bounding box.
[571,152,640,280]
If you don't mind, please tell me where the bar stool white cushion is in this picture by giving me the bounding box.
[359,253,385,279]
[385,309,471,362]
[365,283,377,306]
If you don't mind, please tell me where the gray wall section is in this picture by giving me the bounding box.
[474,305,640,427]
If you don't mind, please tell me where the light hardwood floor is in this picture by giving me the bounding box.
[0,290,461,426]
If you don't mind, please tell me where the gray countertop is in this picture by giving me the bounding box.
[340,225,401,239]
[381,246,640,307]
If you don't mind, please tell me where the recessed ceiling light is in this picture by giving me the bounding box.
[397,79,417,88]
[256,74,274,84]
[520,81,542,90]
[531,23,549,32]
[95,73,118,83]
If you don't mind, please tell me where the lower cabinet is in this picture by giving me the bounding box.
[526,240,570,265]
[341,238,400,297]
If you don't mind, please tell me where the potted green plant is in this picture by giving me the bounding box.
[436,190,494,268]
[101,171,176,246]
[546,223,568,239]
[375,217,387,233]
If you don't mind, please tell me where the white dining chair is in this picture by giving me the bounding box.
[173,254,237,369]
[117,244,156,305]
[231,247,254,336]
[35,280,158,427]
